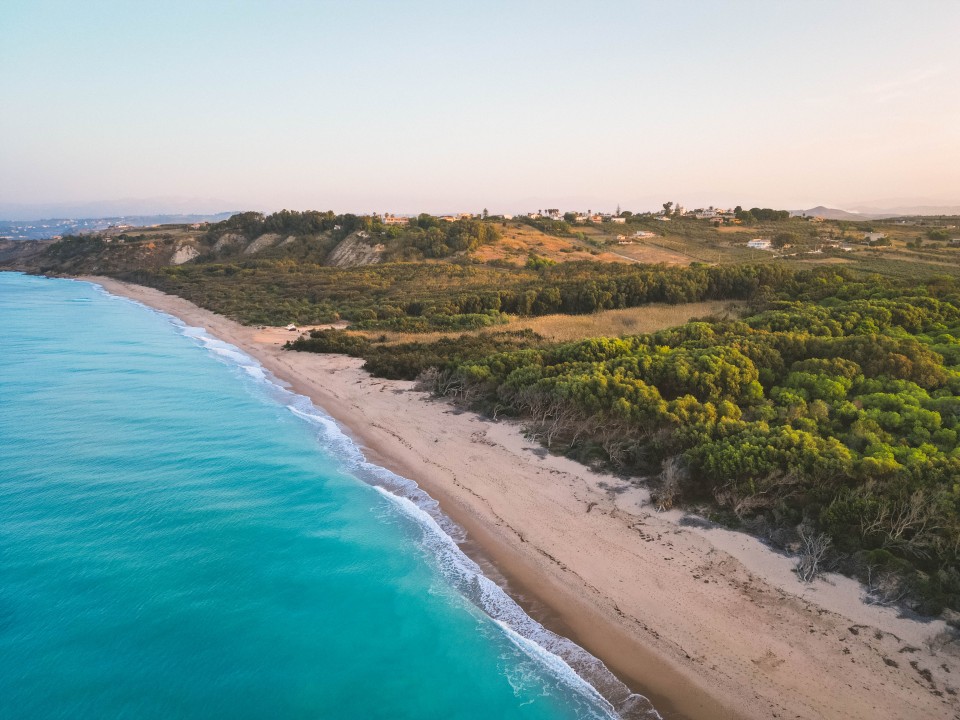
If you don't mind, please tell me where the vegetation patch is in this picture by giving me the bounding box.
[286,265,960,613]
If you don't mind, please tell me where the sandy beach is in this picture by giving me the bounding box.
[85,276,960,720]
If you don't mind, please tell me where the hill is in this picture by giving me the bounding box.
[796,205,960,220]
[792,206,893,221]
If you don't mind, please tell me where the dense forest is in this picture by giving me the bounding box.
[292,267,960,613]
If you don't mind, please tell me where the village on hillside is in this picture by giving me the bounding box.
[374,203,959,259]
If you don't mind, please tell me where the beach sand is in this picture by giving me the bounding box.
[85,276,960,720]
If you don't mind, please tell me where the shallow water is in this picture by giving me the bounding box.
[0,272,657,719]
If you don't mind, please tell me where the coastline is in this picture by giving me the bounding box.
[81,276,960,720]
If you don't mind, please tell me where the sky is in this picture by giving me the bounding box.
[1,0,959,217]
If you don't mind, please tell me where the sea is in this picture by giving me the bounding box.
[0,273,658,720]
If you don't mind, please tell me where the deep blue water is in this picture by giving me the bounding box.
[0,273,655,720]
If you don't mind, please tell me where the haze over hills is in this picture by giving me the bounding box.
[793,205,960,220]
[848,204,960,217]
[0,197,238,222]
[791,206,892,220]
[7,195,959,229]
[0,213,237,241]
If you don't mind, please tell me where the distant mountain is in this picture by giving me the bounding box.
[790,206,891,221]
[794,204,960,220]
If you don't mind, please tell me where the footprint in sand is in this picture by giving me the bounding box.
[752,650,786,671]
[631,525,661,542]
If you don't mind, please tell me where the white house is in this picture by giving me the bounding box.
[610,217,626,224]
[747,238,772,250]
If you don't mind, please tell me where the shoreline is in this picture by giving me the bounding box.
[81,276,960,720]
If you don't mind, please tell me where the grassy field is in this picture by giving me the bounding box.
[471,221,630,265]
[502,299,746,341]
[350,299,746,345]
[471,218,787,267]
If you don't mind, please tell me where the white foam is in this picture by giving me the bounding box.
[373,488,661,719]
[84,280,661,719]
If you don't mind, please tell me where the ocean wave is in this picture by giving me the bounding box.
[86,281,661,720]
[371,488,660,720]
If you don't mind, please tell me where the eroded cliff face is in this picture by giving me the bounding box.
[324,232,384,267]
[0,228,387,276]
[170,244,200,265]
[0,216,393,277]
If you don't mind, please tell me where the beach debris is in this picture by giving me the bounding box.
[795,525,832,583]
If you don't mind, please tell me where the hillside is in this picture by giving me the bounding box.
[793,206,886,220]
[0,238,52,266]
[5,208,960,310]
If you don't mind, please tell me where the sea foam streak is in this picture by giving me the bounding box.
[88,282,661,720]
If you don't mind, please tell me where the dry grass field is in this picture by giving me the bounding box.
[351,299,746,345]
[471,221,628,264]
[502,300,746,341]
[469,220,737,267]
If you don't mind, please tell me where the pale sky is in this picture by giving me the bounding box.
[1,0,958,216]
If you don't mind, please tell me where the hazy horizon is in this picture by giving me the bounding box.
[2,1,958,215]
[5,197,960,224]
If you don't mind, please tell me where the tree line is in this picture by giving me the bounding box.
[200,210,501,261]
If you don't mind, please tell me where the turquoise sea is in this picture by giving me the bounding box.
[0,273,657,720]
